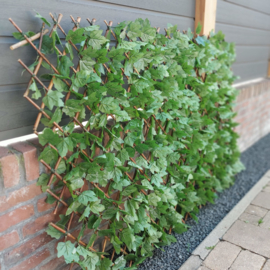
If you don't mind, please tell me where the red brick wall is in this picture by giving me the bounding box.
[0,140,70,270]
[234,79,270,152]
[0,79,270,269]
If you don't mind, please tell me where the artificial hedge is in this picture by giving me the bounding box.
[15,14,244,270]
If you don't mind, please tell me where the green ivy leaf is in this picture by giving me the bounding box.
[49,107,62,125]
[90,200,105,214]
[66,201,81,216]
[38,128,60,146]
[196,22,202,34]
[53,77,69,92]
[35,11,51,26]
[56,137,74,157]
[78,190,98,206]
[29,81,41,100]
[80,56,96,73]
[81,251,99,270]
[148,193,161,206]
[57,55,74,77]
[43,90,65,110]
[88,30,108,49]
[57,241,79,264]
[46,224,62,239]
[97,257,113,270]
[37,173,49,192]
[62,99,82,117]
[112,256,126,270]
[120,228,136,251]
[66,28,87,44]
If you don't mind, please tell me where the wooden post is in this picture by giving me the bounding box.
[195,0,217,35]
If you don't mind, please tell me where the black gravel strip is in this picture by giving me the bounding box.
[139,133,270,270]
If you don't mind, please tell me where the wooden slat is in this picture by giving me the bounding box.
[97,0,195,17]
[235,46,270,64]
[216,23,270,45]
[0,0,194,37]
[0,38,80,86]
[217,0,270,31]
[0,125,36,142]
[195,0,217,35]
[232,61,268,82]
[0,39,50,85]
[0,86,42,135]
[0,0,194,140]
[0,85,89,140]
[225,0,270,16]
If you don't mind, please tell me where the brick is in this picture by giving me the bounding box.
[0,230,20,252]
[4,232,53,266]
[230,250,265,270]
[0,195,9,212]
[0,147,20,188]
[9,248,51,270]
[23,209,63,237]
[26,137,41,148]
[0,205,34,233]
[7,183,42,207]
[224,220,270,257]
[0,184,42,213]
[37,196,56,212]
[203,241,241,270]
[11,142,39,181]
[244,205,268,218]
[40,256,66,270]
[0,146,10,157]
[252,192,270,210]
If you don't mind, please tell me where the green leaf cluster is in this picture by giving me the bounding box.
[30,15,244,269]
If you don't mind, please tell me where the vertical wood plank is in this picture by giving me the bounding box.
[195,0,217,35]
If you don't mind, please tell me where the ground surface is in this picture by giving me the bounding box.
[198,177,270,270]
[139,133,270,270]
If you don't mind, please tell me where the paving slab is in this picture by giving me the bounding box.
[223,220,270,257]
[263,260,270,270]
[189,171,270,262]
[203,241,241,270]
[260,211,270,229]
[230,250,265,270]
[262,186,270,192]
[239,212,261,226]
[252,192,270,210]
[244,205,268,218]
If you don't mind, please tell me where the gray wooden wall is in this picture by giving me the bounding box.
[216,0,270,82]
[0,0,195,141]
[1,0,270,140]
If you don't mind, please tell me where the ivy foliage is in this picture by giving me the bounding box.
[17,14,244,269]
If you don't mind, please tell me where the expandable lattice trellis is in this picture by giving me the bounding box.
[9,12,242,269]
[9,14,183,269]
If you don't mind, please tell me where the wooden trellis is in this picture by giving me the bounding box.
[9,13,187,269]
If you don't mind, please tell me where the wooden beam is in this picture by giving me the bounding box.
[195,0,217,35]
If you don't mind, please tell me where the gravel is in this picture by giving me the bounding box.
[139,133,270,270]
